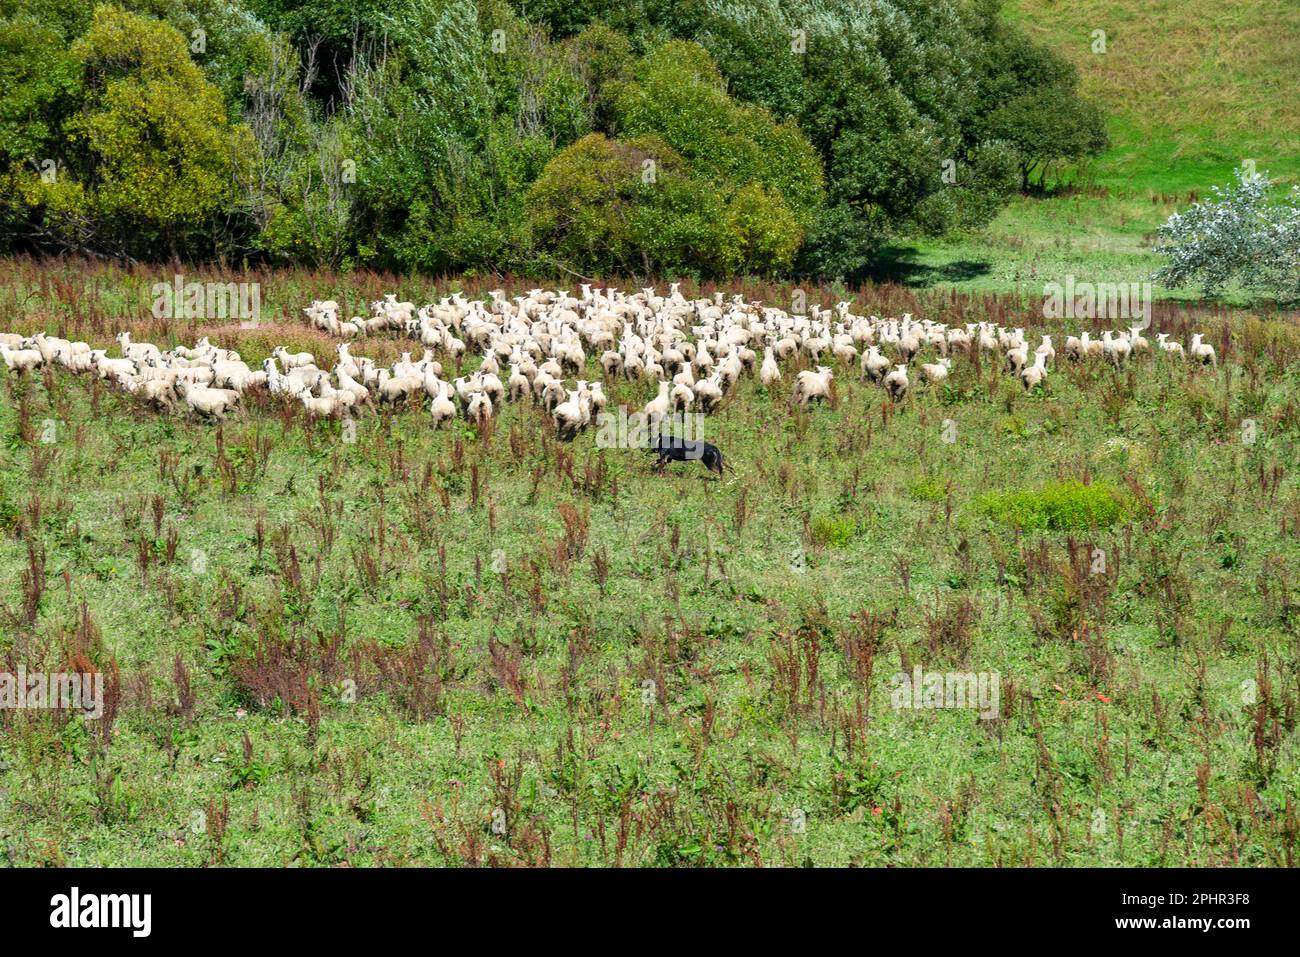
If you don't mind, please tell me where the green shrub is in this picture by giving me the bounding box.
[609,39,824,226]
[811,513,857,548]
[998,414,1028,437]
[1154,170,1300,304]
[528,127,808,277]
[909,478,947,502]
[978,480,1134,531]
[526,132,687,275]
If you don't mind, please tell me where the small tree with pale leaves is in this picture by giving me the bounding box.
[1153,170,1300,304]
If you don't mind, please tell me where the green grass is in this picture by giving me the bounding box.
[1,272,1299,866]
[879,191,1191,299]
[903,0,1300,302]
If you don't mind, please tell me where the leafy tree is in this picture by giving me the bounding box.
[713,182,804,276]
[507,0,627,39]
[336,1,548,273]
[670,0,1021,267]
[794,202,887,280]
[0,14,83,167]
[966,0,1106,190]
[527,39,823,279]
[569,22,633,130]
[243,0,394,106]
[6,4,251,259]
[0,0,93,41]
[1154,170,1300,304]
[982,85,1107,191]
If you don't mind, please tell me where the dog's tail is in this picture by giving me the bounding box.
[713,450,725,476]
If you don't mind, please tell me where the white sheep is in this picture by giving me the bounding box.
[429,390,456,429]
[117,332,160,362]
[644,381,671,422]
[335,367,371,407]
[692,375,723,414]
[377,372,421,405]
[793,366,834,409]
[299,392,344,419]
[1,346,43,374]
[760,347,781,388]
[123,377,177,412]
[465,391,493,424]
[93,352,135,380]
[1156,333,1185,359]
[919,358,951,387]
[1190,333,1217,367]
[1020,353,1048,391]
[1006,342,1029,375]
[861,345,891,383]
[176,381,239,421]
[507,365,531,402]
[552,389,591,441]
[1035,335,1055,368]
[274,346,316,370]
[883,364,909,402]
[1102,330,1130,366]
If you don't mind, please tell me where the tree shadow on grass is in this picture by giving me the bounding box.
[855,244,994,288]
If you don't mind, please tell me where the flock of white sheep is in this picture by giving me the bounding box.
[0,283,1219,434]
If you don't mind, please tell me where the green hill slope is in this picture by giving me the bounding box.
[1008,0,1300,190]
[900,0,1299,302]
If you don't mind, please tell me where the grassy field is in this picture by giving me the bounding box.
[903,0,1300,301]
[0,259,1298,866]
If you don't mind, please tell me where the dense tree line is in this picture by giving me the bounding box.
[0,0,1106,278]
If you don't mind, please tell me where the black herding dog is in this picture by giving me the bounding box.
[648,433,725,476]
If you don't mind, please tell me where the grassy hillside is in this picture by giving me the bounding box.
[1008,0,1299,191]
[903,0,1300,301]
